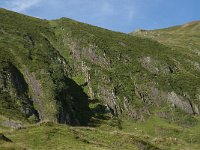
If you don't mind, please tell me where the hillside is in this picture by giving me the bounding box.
[0,8,200,149]
[130,21,200,115]
[131,20,200,49]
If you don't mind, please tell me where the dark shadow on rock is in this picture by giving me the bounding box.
[0,62,40,121]
[88,98,100,104]
[56,77,92,126]
[88,104,112,127]
[0,133,12,142]
[10,63,40,121]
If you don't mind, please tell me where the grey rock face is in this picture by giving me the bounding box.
[1,120,23,129]
[167,91,194,114]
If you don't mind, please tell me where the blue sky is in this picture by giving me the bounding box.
[0,0,200,33]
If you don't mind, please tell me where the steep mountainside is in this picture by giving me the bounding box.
[0,8,91,125]
[0,9,200,149]
[50,18,200,122]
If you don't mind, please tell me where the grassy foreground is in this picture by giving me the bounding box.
[1,115,200,150]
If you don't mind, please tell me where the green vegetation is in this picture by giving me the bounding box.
[0,8,200,149]
[0,8,91,124]
[1,117,200,150]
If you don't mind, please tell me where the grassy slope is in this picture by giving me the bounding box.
[130,21,200,77]
[0,9,200,149]
[130,21,200,113]
[1,117,200,150]
[0,8,56,121]
[51,17,200,126]
[0,8,91,124]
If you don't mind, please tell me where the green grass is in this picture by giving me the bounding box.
[1,122,153,150]
[1,117,200,150]
[122,116,200,149]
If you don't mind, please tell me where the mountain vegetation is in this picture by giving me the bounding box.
[0,8,200,149]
